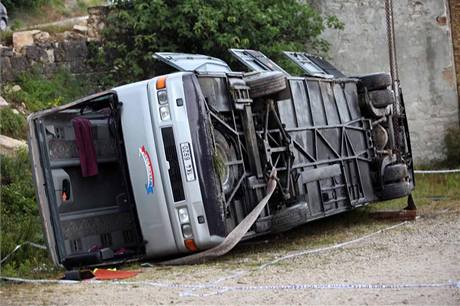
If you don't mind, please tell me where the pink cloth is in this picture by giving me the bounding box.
[72,117,98,177]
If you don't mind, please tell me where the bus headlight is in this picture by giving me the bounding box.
[157,90,168,105]
[159,106,170,121]
[181,224,193,239]
[178,207,190,224]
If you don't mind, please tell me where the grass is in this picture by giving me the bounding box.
[0,150,58,279]
[371,173,460,211]
[3,67,94,112]
[0,67,95,279]
[31,23,75,34]
[0,108,27,139]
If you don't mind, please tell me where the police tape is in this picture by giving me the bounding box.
[1,275,459,295]
[414,169,460,174]
[0,241,47,265]
[258,221,408,270]
[181,221,409,296]
[2,222,459,296]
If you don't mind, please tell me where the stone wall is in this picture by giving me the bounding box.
[87,6,110,42]
[0,6,108,84]
[1,30,89,82]
[309,0,459,164]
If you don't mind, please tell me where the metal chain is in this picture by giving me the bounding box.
[385,0,402,159]
[385,0,399,84]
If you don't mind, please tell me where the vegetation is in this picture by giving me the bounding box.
[0,68,93,277]
[0,108,27,139]
[0,150,55,277]
[371,173,460,211]
[3,68,93,112]
[92,0,343,85]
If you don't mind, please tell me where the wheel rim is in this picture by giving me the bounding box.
[215,144,230,192]
[214,130,238,195]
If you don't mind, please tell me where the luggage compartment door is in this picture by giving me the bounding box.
[283,51,345,78]
[154,52,231,73]
[229,49,289,75]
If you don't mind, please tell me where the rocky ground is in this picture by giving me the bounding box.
[1,200,459,305]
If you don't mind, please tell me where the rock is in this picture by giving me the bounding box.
[87,6,110,41]
[11,85,22,92]
[33,31,51,44]
[12,30,41,50]
[73,25,88,34]
[62,31,85,41]
[69,60,87,73]
[24,45,49,62]
[17,103,28,115]
[9,56,29,78]
[0,96,9,108]
[87,6,110,17]
[0,46,14,57]
[46,49,55,63]
[55,40,88,62]
[0,135,28,156]
[43,63,58,75]
[0,57,14,81]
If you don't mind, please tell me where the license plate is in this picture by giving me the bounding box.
[180,142,196,182]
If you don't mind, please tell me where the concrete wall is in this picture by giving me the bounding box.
[309,0,459,164]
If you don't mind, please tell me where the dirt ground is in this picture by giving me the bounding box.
[1,201,460,305]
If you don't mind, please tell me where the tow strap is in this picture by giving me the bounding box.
[160,169,278,265]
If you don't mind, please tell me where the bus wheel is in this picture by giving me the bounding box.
[244,71,287,99]
[213,130,239,195]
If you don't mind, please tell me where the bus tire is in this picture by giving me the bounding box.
[383,163,409,183]
[245,71,287,98]
[379,181,412,200]
[369,89,395,108]
[357,73,392,92]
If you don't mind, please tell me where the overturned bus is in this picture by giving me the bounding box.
[28,49,414,268]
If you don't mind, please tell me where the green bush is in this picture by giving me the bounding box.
[0,108,27,139]
[94,0,343,85]
[4,68,93,112]
[0,150,53,277]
